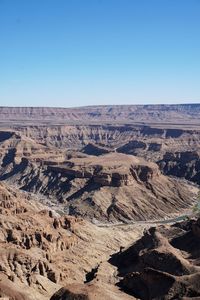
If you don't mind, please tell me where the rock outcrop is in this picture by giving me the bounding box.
[50,286,90,300]
[158,151,200,184]
[0,182,83,299]
[110,218,200,299]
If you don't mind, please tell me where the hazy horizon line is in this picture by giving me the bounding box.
[0,102,200,109]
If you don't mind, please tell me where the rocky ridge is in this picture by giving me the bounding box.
[110,217,200,299]
[0,132,197,222]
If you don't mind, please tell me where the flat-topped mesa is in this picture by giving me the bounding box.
[0,132,197,222]
[48,153,160,187]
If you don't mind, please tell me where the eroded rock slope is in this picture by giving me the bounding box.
[0,181,143,300]
[0,131,196,222]
[110,217,200,299]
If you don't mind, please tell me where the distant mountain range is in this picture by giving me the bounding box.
[0,103,200,124]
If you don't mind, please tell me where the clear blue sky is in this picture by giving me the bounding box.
[0,0,200,107]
